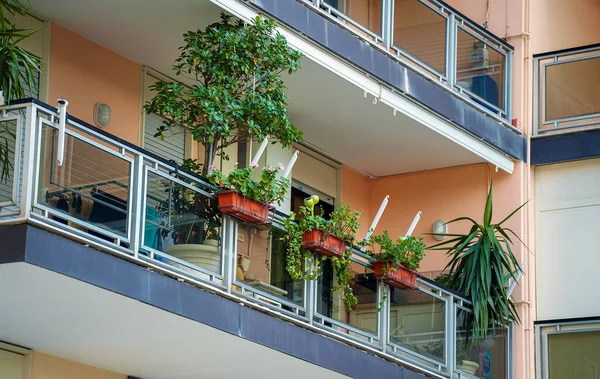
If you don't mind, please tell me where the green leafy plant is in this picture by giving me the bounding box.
[207,161,289,205]
[144,13,303,176]
[281,202,360,311]
[363,230,426,274]
[0,0,42,182]
[158,158,221,245]
[429,182,525,343]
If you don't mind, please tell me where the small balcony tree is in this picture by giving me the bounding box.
[144,13,303,176]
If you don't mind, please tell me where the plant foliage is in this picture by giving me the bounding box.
[144,13,303,175]
[207,161,289,205]
[429,182,525,342]
[282,202,360,311]
[363,230,426,271]
[0,0,42,182]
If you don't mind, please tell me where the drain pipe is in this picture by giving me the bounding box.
[56,99,69,166]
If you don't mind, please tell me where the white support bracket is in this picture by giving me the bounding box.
[56,99,69,166]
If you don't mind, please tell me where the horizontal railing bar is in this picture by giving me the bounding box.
[315,313,379,340]
[235,281,306,312]
[388,341,448,369]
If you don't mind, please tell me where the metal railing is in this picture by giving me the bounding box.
[301,0,513,125]
[0,99,512,379]
[534,44,600,136]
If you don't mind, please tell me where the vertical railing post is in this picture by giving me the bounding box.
[445,295,456,376]
[129,155,145,259]
[382,0,394,51]
[222,215,238,292]
[505,49,513,123]
[19,103,37,219]
[304,257,317,324]
[446,13,457,90]
[378,281,390,351]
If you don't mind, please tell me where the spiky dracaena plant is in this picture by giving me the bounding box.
[0,0,42,182]
[429,182,526,342]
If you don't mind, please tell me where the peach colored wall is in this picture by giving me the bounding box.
[341,167,372,239]
[49,23,141,144]
[530,0,600,54]
[30,352,125,379]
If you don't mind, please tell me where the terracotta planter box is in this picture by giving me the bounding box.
[302,229,346,258]
[373,261,418,290]
[216,190,271,226]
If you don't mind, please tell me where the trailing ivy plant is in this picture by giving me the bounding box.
[144,13,303,176]
[429,182,525,343]
[362,230,426,275]
[281,202,360,311]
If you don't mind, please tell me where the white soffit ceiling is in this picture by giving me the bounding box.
[31,0,510,177]
[0,263,349,379]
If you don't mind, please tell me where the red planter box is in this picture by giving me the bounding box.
[373,261,418,289]
[302,229,346,258]
[217,190,271,226]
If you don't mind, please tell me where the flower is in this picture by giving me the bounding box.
[268,165,276,172]
[209,165,217,172]
[234,161,239,166]
[278,162,285,170]
[250,161,259,167]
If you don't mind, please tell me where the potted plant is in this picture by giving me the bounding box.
[282,199,360,311]
[207,161,289,225]
[143,13,303,177]
[363,231,426,290]
[429,182,525,343]
[158,161,223,273]
[423,339,479,375]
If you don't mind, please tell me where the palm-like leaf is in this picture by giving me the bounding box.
[428,182,525,343]
[0,0,42,183]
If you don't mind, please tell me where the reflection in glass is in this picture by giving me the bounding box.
[234,226,304,310]
[393,0,447,74]
[548,330,600,379]
[455,28,506,113]
[39,127,131,239]
[143,170,222,275]
[324,0,383,36]
[388,286,445,364]
[456,308,507,377]
[0,119,17,203]
[317,261,378,338]
[545,57,600,121]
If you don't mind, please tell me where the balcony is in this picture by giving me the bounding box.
[0,100,511,378]
[531,44,600,165]
[302,0,514,123]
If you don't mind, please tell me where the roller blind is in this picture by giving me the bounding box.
[143,113,185,165]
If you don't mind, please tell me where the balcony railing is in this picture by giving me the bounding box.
[0,99,512,379]
[534,44,600,136]
[301,0,513,124]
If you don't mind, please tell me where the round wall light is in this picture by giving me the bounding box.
[93,103,111,128]
[432,220,447,241]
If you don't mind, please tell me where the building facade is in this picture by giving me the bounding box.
[0,0,597,378]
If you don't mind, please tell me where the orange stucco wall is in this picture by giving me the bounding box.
[30,352,125,379]
[48,23,141,144]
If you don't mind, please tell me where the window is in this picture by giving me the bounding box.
[142,69,187,165]
[537,321,600,379]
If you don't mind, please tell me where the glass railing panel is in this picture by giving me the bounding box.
[455,26,507,115]
[388,286,446,370]
[535,49,600,135]
[323,0,383,39]
[455,307,508,378]
[37,124,132,243]
[141,167,222,279]
[0,118,18,205]
[233,225,305,315]
[315,258,379,343]
[392,0,448,76]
